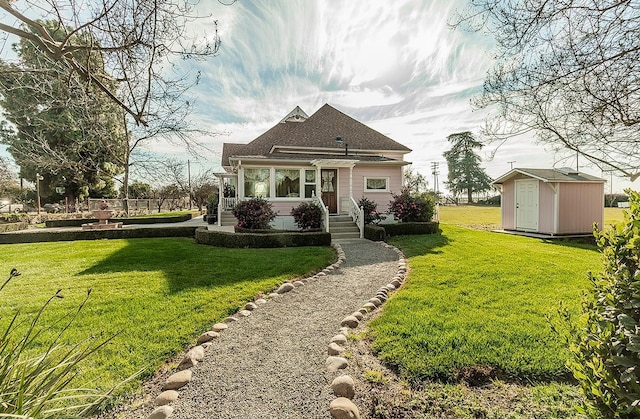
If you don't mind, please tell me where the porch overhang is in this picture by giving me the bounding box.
[310,159,359,168]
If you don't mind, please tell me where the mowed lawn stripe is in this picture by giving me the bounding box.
[0,238,334,400]
[369,225,601,382]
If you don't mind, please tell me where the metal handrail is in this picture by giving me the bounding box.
[349,196,364,238]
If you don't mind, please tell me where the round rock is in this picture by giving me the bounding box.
[328,342,344,356]
[330,397,360,419]
[196,331,220,344]
[238,309,252,317]
[225,316,238,323]
[352,311,363,321]
[155,389,179,406]
[293,280,305,287]
[363,302,377,311]
[340,316,359,329]
[326,356,348,372]
[277,283,295,293]
[147,405,174,419]
[212,323,228,332]
[368,297,382,307]
[161,369,192,391]
[331,334,347,345]
[245,302,258,310]
[255,298,267,305]
[331,375,355,399]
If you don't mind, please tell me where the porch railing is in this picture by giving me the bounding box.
[222,197,238,211]
[313,196,330,233]
[348,196,364,239]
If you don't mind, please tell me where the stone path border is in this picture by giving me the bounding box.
[139,240,405,419]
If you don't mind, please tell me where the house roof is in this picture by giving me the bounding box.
[221,104,411,166]
[492,168,606,184]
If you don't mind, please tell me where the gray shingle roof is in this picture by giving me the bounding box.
[492,168,606,184]
[221,104,411,166]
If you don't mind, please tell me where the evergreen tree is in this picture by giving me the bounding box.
[0,21,126,204]
[443,132,492,203]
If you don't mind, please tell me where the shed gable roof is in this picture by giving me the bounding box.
[492,168,606,184]
[221,104,411,166]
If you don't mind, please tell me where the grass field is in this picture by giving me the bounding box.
[438,204,627,230]
[0,238,334,403]
[370,225,600,383]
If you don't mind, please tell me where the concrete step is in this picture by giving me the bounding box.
[331,231,361,239]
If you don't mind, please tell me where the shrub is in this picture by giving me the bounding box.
[358,197,382,224]
[0,269,114,416]
[388,188,435,222]
[195,227,331,248]
[561,189,640,417]
[232,198,277,230]
[383,221,439,237]
[364,224,386,241]
[291,202,323,231]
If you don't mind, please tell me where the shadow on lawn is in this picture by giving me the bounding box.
[78,238,290,294]
[388,231,451,258]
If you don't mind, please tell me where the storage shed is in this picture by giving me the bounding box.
[492,168,605,235]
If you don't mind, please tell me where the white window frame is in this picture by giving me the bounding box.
[364,176,389,192]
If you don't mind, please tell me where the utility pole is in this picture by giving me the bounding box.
[431,162,440,193]
[188,160,192,210]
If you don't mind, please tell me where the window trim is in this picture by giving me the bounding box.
[364,176,389,192]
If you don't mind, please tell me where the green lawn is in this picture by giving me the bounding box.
[369,225,601,383]
[0,238,334,403]
[438,205,626,230]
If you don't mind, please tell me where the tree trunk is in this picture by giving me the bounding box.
[467,188,473,204]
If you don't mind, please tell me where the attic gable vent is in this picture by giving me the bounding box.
[555,167,579,175]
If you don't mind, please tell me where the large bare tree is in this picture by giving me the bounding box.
[0,0,220,126]
[456,0,640,179]
[0,1,224,208]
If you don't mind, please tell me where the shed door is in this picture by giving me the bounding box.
[515,179,539,231]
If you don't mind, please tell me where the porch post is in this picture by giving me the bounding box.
[218,176,223,227]
[349,165,353,200]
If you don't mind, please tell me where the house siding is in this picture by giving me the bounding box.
[557,183,604,234]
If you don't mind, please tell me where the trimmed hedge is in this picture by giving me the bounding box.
[45,213,193,228]
[0,226,197,244]
[364,222,440,241]
[364,224,386,241]
[0,222,29,233]
[234,226,323,234]
[196,227,331,248]
[383,221,439,237]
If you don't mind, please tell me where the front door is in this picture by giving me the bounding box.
[515,179,539,231]
[321,169,337,213]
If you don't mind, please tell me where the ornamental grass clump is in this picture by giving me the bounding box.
[291,202,323,231]
[233,197,277,229]
[0,269,116,417]
[556,189,640,418]
[388,187,435,222]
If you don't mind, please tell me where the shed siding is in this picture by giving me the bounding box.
[538,182,556,234]
[501,180,516,229]
[557,183,604,234]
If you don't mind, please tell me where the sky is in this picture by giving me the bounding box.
[0,0,635,194]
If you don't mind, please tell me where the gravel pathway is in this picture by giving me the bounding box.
[151,238,398,419]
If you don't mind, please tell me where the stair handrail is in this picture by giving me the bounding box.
[348,196,364,239]
[313,196,330,232]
